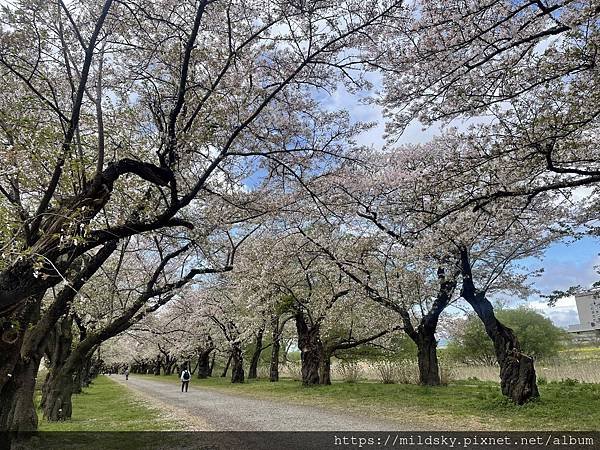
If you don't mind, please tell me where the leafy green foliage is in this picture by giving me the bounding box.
[446,307,568,363]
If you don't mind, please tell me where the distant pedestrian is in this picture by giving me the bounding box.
[181,368,191,392]
[125,368,129,381]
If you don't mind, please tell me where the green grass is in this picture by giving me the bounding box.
[135,373,600,431]
[36,375,181,432]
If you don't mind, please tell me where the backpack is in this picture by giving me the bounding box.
[182,370,190,381]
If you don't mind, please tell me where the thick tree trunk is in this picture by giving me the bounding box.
[153,354,162,376]
[415,329,440,386]
[41,315,74,416]
[0,355,41,431]
[197,349,213,379]
[468,292,538,404]
[269,316,281,382]
[72,367,84,395]
[163,355,176,375]
[319,351,332,385]
[230,343,244,383]
[295,313,322,386]
[247,328,264,379]
[42,371,74,422]
[80,355,94,389]
[397,275,456,387]
[43,346,99,423]
[460,248,538,404]
[0,339,22,404]
[0,297,41,399]
[221,353,232,378]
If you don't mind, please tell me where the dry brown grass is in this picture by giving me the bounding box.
[453,360,600,383]
[274,347,600,384]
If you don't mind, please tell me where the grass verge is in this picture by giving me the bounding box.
[134,373,600,431]
[36,375,181,431]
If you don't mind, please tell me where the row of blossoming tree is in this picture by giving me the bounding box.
[0,0,598,431]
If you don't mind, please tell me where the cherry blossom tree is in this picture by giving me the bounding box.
[306,143,567,401]
[1,0,406,431]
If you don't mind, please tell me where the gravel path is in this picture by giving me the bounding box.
[111,376,406,431]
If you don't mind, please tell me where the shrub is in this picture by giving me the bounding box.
[336,361,363,383]
[396,362,419,384]
[371,359,419,384]
[372,360,398,384]
[446,307,567,364]
[439,362,456,385]
[560,378,580,386]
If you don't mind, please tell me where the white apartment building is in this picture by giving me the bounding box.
[568,290,600,334]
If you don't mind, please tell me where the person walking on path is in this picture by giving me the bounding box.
[181,368,191,392]
[125,368,129,381]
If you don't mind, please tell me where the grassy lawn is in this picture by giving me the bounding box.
[36,375,181,431]
[135,373,600,431]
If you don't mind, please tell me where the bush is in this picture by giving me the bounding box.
[439,362,456,385]
[446,307,567,364]
[396,362,419,384]
[371,359,419,384]
[372,360,398,384]
[559,378,580,386]
[336,361,363,383]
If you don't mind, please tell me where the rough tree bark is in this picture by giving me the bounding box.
[0,296,42,431]
[197,340,215,379]
[399,275,456,386]
[295,313,323,386]
[269,315,281,382]
[230,342,245,383]
[247,327,265,379]
[319,350,332,385]
[41,315,75,421]
[460,247,539,404]
[0,355,42,432]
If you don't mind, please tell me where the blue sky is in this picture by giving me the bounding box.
[525,238,600,328]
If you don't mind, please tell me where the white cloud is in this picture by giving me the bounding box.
[528,296,579,329]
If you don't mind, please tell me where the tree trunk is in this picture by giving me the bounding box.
[221,352,232,378]
[230,343,244,383]
[319,351,332,385]
[295,313,322,386]
[42,370,74,422]
[41,315,74,416]
[0,355,41,431]
[247,328,264,379]
[460,248,538,404]
[396,275,456,387]
[163,355,176,375]
[0,296,41,399]
[153,354,161,376]
[269,316,281,382]
[415,329,440,386]
[197,349,213,379]
[80,354,94,389]
[468,292,538,403]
